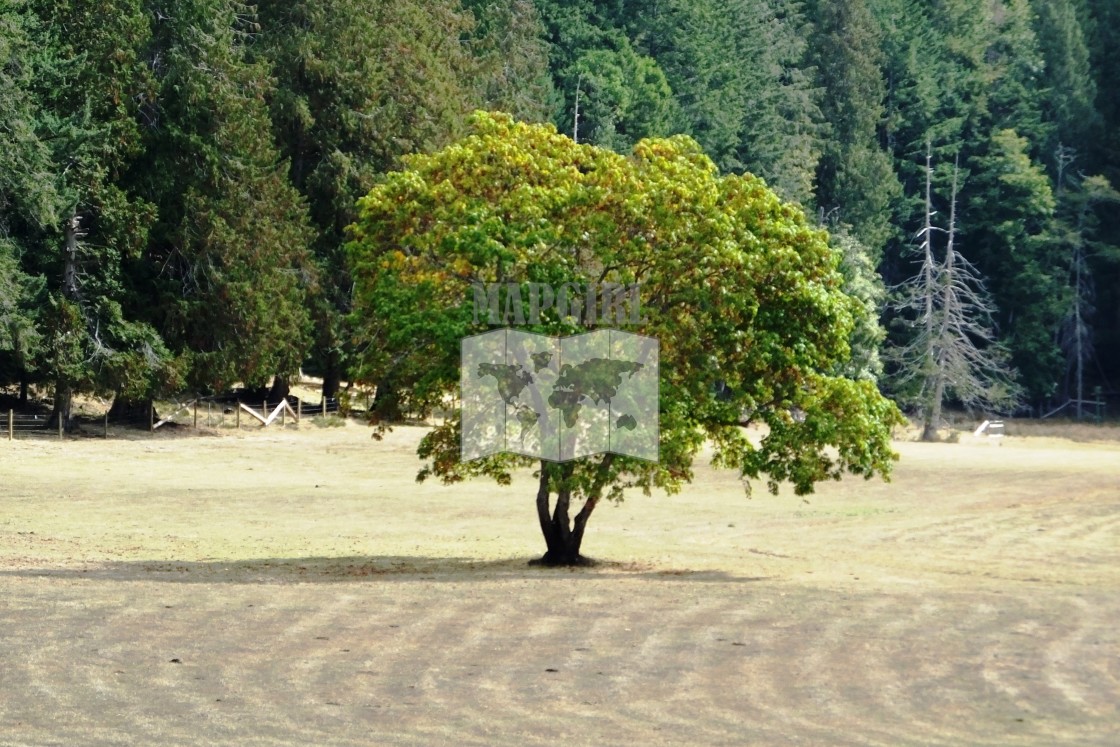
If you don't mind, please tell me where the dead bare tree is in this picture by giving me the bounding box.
[889,144,1021,440]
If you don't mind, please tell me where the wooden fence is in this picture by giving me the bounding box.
[5,394,350,441]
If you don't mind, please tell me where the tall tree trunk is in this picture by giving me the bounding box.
[923,374,946,441]
[1074,242,1084,420]
[267,374,290,406]
[49,212,82,432]
[919,143,940,441]
[372,377,401,421]
[322,353,341,402]
[48,384,73,431]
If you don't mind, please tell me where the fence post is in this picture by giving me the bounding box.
[104,411,109,439]
[281,402,286,426]
[236,402,241,429]
[58,414,63,440]
[297,398,302,423]
[7,409,11,441]
[150,402,154,433]
[207,401,212,428]
[194,400,198,428]
[322,396,327,417]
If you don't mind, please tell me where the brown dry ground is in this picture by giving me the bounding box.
[1,421,1118,746]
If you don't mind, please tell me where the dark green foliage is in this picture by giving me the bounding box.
[1,0,174,418]
[0,4,47,388]
[253,0,533,393]
[1029,0,1100,156]
[808,0,900,253]
[2,0,1119,419]
[134,0,314,391]
[962,130,1061,404]
[465,0,555,122]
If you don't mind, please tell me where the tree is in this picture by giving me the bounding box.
[13,0,174,428]
[617,0,748,170]
[831,228,887,383]
[563,41,677,150]
[962,129,1061,404]
[889,145,1021,439]
[1029,0,1100,156]
[463,0,555,123]
[1050,153,1120,417]
[0,243,43,401]
[131,0,314,396]
[716,0,825,206]
[254,0,486,400]
[0,2,48,400]
[807,0,900,254]
[347,112,902,565]
[533,0,678,153]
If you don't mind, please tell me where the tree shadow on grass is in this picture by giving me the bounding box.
[0,555,769,584]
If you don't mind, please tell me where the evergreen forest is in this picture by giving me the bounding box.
[2,0,1118,426]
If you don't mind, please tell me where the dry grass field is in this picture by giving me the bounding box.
[1,420,1118,746]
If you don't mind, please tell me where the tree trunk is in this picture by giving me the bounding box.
[372,378,401,421]
[322,359,341,402]
[48,212,82,433]
[48,383,73,432]
[108,395,156,425]
[267,375,290,406]
[532,455,615,566]
[18,374,29,404]
[922,374,945,441]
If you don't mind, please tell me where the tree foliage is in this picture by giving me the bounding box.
[4,0,1120,427]
[133,0,314,392]
[347,112,903,563]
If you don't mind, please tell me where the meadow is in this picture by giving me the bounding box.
[1,421,1117,745]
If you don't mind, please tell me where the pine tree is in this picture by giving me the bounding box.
[1029,0,1101,156]
[963,129,1062,405]
[728,0,824,205]
[254,0,483,399]
[613,0,745,167]
[534,0,677,153]
[10,0,173,427]
[133,0,314,395]
[808,0,900,255]
[0,3,49,399]
[1050,151,1120,417]
[464,0,554,122]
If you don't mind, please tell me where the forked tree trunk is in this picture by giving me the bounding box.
[533,455,614,566]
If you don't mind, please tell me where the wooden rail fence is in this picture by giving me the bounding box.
[6,394,349,440]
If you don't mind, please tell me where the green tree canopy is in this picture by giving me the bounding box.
[347,112,902,565]
[2,0,175,424]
